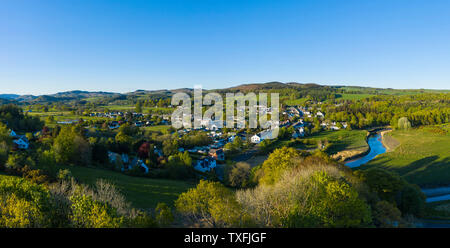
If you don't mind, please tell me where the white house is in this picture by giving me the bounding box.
[13,137,29,149]
[250,134,261,144]
[316,111,325,118]
[194,157,217,172]
[9,130,17,137]
[9,130,29,149]
[292,127,305,138]
[260,129,276,140]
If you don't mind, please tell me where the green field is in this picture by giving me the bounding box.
[28,111,110,123]
[283,98,308,106]
[100,105,173,113]
[363,125,450,187]
[304,129,368,154]
[338,93,374,101]
[60,165,194,209]
[142,125,172,133]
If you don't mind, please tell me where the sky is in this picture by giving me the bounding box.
[1,0,450,95]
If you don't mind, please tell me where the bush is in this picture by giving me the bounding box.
[155,202,174,226]
[69,192,123,228]
[0,177,52,227]
[175,180,250,227]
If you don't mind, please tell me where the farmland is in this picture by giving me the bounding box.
[363,125,450,187]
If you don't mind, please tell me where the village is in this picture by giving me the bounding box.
[4,101,352,182]
[12,103,347,178]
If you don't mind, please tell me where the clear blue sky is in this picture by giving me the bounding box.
[1,0,450,95]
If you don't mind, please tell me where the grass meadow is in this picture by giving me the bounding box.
[363,125,450,187]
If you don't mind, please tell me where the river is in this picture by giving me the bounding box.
[345,132,450,203]
[345,133,386,168]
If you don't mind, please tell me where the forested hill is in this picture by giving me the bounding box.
[1,82,449,105]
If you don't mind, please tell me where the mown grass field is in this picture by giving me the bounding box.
[262,129,368,161]
[303,129,368,154]
[59,165,194,209]
[283,97,308,106]
[337,93,374,101]
[142,125,172,133]
[100,105,173,113]
[363,125,450,187]
[27,111,110,123]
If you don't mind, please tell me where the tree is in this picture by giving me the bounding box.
[138,142,151,159]
[258,147,301,185]
[155,202,174,226]
[397,117,412,130]
[115,131,133,154]
[163,139,178,156]
[356,168,426,216]
[0,123,11,167]
[53,127,77,164]
[135,101,143,113]
[53,126,92,166]
[69,192,123,228]
[372,201,402,227]
[226,162,251,188]
[175,180,248,227]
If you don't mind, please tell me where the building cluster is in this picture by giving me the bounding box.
[9,130,30,150]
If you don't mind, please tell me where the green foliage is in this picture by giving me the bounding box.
[57,169,72,181]
[226,162,251,188]
[135,101,143,113]
[53,126,92,166]
[155,202,174,226]
[69,192,123,228]
[0,177,52,227]
[397,117,412,130]
[0,104,43,132]
[372,201,402,228]
[5,153,35,173]
[165,152,194,180]
[0,123,11,168]
[175,180,250,227]
[163,139,178,156]
[237,166,372,227]
[258,147,301,185]
[297,171,372,227]
[356,168,426,216]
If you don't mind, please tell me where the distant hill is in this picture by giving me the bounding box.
[1,82,448,106]
[49,90,118,99]
[214,81,325,93]
[0,94,20,100]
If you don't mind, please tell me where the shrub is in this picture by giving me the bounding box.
[0,177,52,227]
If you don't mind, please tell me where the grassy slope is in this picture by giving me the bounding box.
[60,165,194,209]
[306,130,368,154]
[363,125,450,187]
